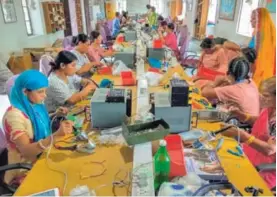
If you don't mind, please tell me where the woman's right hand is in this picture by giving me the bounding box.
[55,120,74,136]
[229,106,246,122]
[214,76,232,87]
[84,83,95,94]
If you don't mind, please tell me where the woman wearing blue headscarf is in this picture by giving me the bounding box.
[2,70,73,184]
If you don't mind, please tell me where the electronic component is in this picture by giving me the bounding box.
[124,30,137,41]
[90,88,132,128]
[169,79,190,107]
[150,92,192,133]
[106,89,125,103]
[147,48,165,60]
[114,47,136,69]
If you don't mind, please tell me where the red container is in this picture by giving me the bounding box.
[117,35,125,43]
[197,66,225,81]
[148,68,161,73]
[121,71,133,78]
[153,39,163,48]
[164,135,187,178]
[121,71,136,86]
[98,67,112,75]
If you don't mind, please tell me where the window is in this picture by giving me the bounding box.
[21,0,33,36]
[237,0,259,37]
[150,0,164,15]
[207,0,217,24]
[116,0,127,13]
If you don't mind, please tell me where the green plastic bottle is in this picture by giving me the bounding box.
[154,140,170,190]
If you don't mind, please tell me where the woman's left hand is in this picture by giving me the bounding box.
[220,125,249,142]
[56,107,68,116]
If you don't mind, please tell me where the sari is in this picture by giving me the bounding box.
[252,8,276,86]
[243,108,276,189]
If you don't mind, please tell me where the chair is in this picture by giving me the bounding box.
[5,75,19,97]
[99,26,114,48]
[0,148,32,196]
[107,20,113,33]
[103,22,113,40]
[177,25,189,47]
[39,55,54,76]
[62,36,73,49]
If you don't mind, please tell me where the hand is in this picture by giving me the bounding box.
[219,126,247,141]
[229,106,246,122]
[55,120,74,136]
[200,164,223,173]
[56,107,68,116]
[214,76,232,87]
[84,82,95,93]
[182,140,194,148]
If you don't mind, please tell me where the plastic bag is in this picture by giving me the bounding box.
[145,71,163,86]
[134,105,154,123]
[158,173,208,196]
[112,60,131,76]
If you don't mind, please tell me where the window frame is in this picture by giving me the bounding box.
[236,0,260,37]
[116,0,127,13]
[150,0,163,14]
[21,0,33,36]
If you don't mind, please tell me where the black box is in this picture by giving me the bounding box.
[169,79,189,107]
[106,89,125,103]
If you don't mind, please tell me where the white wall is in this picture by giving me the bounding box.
[127,0,149,15]
[185,0,198,37]
[214,0,276,44]
[0,0,64,61]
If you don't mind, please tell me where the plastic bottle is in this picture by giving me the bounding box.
[154,140,170,190]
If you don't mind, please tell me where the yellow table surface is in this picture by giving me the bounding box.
[15,71,273,196]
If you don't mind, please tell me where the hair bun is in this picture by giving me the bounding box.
[49,61,57,68]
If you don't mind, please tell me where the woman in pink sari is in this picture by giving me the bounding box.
[222,77,276,189]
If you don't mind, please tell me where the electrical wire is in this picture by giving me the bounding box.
[45,116,69,195]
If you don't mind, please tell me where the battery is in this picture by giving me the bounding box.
[106,89,125,103]
[169,79,189,107]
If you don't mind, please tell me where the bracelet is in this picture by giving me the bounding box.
[245,135,255,145]
[38,139,50,150]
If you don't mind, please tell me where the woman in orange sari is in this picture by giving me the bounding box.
[249,8,276,86]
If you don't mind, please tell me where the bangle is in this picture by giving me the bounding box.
[38,139,50,150]
[244,113,251,122]
[245,135,255,145]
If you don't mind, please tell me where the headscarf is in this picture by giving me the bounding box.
[252,8,276,86]
[10,70,50,142]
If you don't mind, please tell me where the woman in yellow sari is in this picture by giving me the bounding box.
[249,8,276,86]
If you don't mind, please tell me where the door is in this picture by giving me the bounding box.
[194,0,209,39]
[61,0,72,36]
[84,0,91,34]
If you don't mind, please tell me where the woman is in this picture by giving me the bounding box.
[222,77,276,189]
[88,31,114,63]
[121,11,128,25]
[201,57,260,116]
[71,34,101,77]
[249,8,276,85]
[213,37,241,62]
[2,70,73,184]
[149,6,158,29]
[45,51,96,113]
[199,37,228,73]
[158,23,179,57]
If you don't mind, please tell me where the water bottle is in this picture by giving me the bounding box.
[154,140,170,190]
